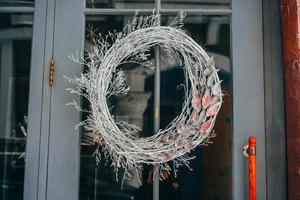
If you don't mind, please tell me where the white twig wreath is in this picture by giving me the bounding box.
[66,12,223,183]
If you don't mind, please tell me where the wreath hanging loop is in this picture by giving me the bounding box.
[66,12,223,182]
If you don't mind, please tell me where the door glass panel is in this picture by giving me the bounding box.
[80,14,155,200]
[86,0,155,9]
[0,13,33,200]
[0,0,34,7]
[80,14,231,200]
[85,0,230,9]
[162,0,230,9]
[160,15,231,200]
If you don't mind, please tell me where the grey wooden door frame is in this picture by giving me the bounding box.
[23,0,84,199]
[21,0,287,199]
[263,0,287,199]
[232,1,287,199]
[23,0,55,199]
[232,0,266,198]
[43,0,85,199]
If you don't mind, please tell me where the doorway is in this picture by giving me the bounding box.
[1,0,284,200]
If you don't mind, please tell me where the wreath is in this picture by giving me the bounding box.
[66,12,223,183]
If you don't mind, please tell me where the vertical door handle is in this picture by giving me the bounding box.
[243,136,256,200]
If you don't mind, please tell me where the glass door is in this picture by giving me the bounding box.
[80,13,231,200]
[45,0,266,199]
[0,0,50,200]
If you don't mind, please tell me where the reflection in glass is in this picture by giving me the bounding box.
[161,15,231,200]
[80,14,231,200]
[86,0,154,9]
[0,0,34,7]
[81,15,155,200]
[162,0,230,9]
[85,0,230,9]
[0,13,33,200]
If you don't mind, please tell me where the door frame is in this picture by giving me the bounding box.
[22,0,287,199]
[232,0,266,198]
[22,0,50,199]
[263,0,287,199]
[24,0,85,199]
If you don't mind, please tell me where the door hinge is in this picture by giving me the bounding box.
[49,58,54,86]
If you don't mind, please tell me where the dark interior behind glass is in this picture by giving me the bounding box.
[0,13,33,200]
